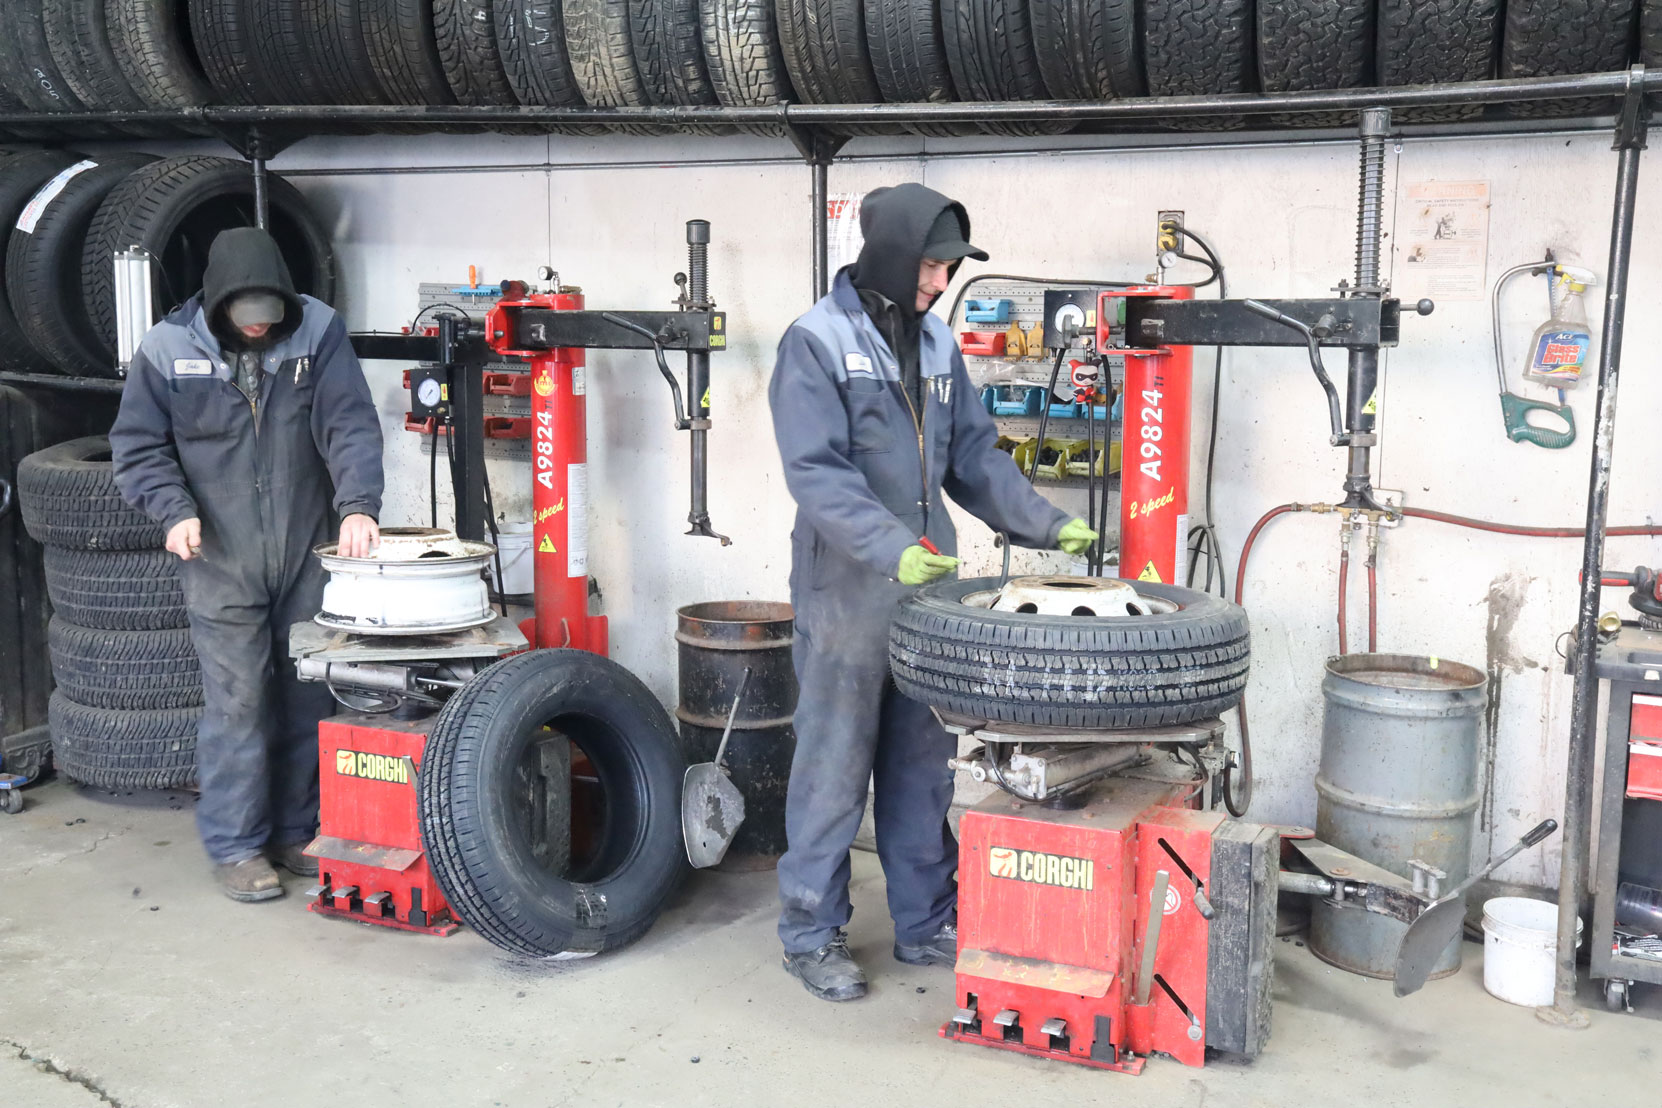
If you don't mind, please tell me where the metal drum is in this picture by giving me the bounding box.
[675,601,797,864]
[1310,653,1486,980]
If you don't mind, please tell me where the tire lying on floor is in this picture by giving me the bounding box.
[418,649,688,958]
[889,577,1251,729]
[48,690,198,790]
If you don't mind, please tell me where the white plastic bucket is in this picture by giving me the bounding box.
[493,522,533,596]
[1482,897,1582,1007]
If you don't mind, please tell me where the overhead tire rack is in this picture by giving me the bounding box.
[0,66,1653,1020]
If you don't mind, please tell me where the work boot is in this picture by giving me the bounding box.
[268,841,318,877]
[215,856,285,902]
[782,930,868,1002]
[894,920,957,967]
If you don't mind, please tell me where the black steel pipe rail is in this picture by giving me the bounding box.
[1,69,1659,133]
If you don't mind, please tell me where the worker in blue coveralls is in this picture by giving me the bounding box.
[111,227,384,904]
[769,183,1098,1001]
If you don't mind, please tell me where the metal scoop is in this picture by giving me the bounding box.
[681,667,750,869]
[1393,818,1559,997]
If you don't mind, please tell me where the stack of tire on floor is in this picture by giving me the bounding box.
[0,148,335,378]
[17,437,202,792]
[0,1,1652,139]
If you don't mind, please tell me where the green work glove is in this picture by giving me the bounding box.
[1057,518,1099,555]
[898,544,959,586]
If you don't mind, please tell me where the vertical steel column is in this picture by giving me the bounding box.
[1545,71,1647,1025]
[684,219,717,538]
[440,316,486,542]
[811,156,829,300]
[1343,107,1389,507]
[248,130,269,231]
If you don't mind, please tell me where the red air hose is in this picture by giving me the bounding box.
[1367,560,1379,653]
[1226,503,1662,818]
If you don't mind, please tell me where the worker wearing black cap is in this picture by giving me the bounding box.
[111,227,383,903]
[769,183,1097,1001]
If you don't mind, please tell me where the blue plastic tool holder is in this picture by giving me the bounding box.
[964,298,1013,324]
[981,385,1097,419]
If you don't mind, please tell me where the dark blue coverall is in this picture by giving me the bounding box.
[111,230,383,865]
[769,185,1070,954]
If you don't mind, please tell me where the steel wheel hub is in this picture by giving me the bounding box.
[963,575,1178,617]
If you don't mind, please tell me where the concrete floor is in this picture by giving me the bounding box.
[2,775,1658,1108]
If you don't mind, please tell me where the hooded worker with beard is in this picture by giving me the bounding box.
[111,227,383,903]
[768,183,1098,1001]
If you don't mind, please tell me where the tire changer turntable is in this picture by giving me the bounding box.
[286,221,728,943]
[909,108,1560,1075]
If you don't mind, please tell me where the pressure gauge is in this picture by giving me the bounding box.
[409,367,449,421]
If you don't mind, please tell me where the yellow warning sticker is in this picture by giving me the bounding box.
[1362,391,1378,416]
[1138,560,1162,583]
[538,535,556,554]
[700,386,711,409]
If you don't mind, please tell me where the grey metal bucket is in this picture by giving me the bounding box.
[1309,653,1486,980]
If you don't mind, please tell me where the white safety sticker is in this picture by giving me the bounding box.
[567,463,588,577]
[844,352,875,377]
[15,160,98,234]
[571,365,586,395]
[172,359,214,376]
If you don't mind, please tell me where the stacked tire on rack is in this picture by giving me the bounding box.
[0,149,336,378]
[16,437,202,791]
[0,1,1649,140]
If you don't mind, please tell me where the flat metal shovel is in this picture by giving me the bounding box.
[682,667,751,869]
[1393,818,1559,997]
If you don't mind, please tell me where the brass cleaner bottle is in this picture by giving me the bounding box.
[1523,270,1595,389]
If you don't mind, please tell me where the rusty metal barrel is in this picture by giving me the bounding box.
[675,601,797,863]
[1310,653,1486,980]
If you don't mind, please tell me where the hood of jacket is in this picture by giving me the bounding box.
[849,183,974,320]
[201,227,305,351]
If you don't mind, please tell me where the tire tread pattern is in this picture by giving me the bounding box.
[49,619,204,711]
[43,547,189,632]
[49,691,198,791]
[18,436,164,551]
[889,578,1250,728]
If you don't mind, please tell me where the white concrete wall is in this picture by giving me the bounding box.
[266,126,1659,889]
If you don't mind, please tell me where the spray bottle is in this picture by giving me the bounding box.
[1523,266,1597,388]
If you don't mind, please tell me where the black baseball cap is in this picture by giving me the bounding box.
[922,208,989,263]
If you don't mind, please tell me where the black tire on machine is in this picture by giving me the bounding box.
[418,649,689,957]
[675,602,798,862]
[890,577,1251,729]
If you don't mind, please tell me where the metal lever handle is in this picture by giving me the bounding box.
[712,667,752,770]
[1242,299,1346,443]
[1440,819,1559,905]
[0,477,12,520]
[1133,870,1171,1007]
[600,312,690,430]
